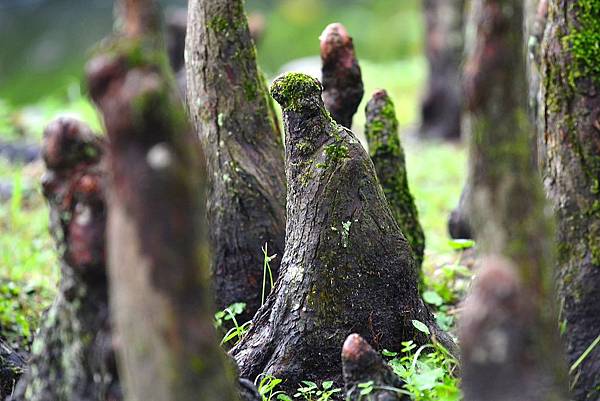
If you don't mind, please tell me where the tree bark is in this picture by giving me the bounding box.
[458,1,569,400]
[231,73,455,393]
[87,3,242,400]
[320,23,364,129]
[342,334,408,401]
[364,89,425,272]
[420,0,465,140]
[541,1,600,399]
[1,338,25,400]
[11,117,121,401]
[185,0,286,321]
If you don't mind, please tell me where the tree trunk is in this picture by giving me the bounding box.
[1,338,25,400]
[320,23,364,129]
[11,117,121,401]
[458,1,569,400]
[364,89,425,273]
[185,0,286,321]
[541,1,600,399]
[420,0,465,140]
[342,334,408,401]
[231,73,455,393]
[87,3,241,400]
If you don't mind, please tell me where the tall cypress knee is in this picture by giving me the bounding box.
[320,23,364,129]
[459,1,569,400]
[342,334,408,401]
[185,0,286,321]
[364,90,425,271]
[11,117,120,401]
[87,3,241,400]
[231,73,455,392]
[541,1,600,399]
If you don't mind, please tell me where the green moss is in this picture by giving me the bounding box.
[208,16,229,32]
[562,0,600,88]
[242,78,258,101]
[270,73,322,111]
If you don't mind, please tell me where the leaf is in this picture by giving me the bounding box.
[322,381,333,390]
[422,290,443,306]
[412,320,431,335]
[448,238,475,250]
[277,395,292,401]
[382,349,398,357]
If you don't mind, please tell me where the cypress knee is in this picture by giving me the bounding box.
[420,0,465,140]
[459,1,569,400]
[320,23,364,129]
[541,1,600,399]
[186,0,286,321]
[11,117,120,401]
[231,73,455,392]
[1,338,25,400]
[364,90,425,271]
[87,2,241,400]
[342,334,408,401]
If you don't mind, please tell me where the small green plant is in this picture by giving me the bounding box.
[261,243,277,306]
[255,374,291,401]
[213,302,252,346]
[293,380,341,401]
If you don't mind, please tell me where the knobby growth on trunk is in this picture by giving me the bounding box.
[11,118,121,401]
[459,1,568,400]
[364,90,425,272]
[87,2,242,400]
[541,1,600,399]
[1,338,25,400]
[420,0,465,140]
[186,0,286,321]
[231,73,455,392]
[320,23,364,129]
[342,334,408,401]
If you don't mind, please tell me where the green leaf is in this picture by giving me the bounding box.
[322,381,333,390]
[411,320,431,335]
[422,290,444,306]
[448,238,475,250]
[277,395,292,401]
[382,349,398,357]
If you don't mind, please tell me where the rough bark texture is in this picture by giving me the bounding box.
[86,8,241,401]
[541,1,600,399]
[231,73,455,393]
[186,0,286,321]
[525,0,548,144]
[420,0,465,140]
[1,338,25,400]
[364,90,425,272]
[320,23,364,129]
[342,334,408,401]
[11,117,121,401]
[459,1,569,400]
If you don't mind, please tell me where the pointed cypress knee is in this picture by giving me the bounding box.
[364,90,425,271]
[87,26,241,401]
[11,117,121,401]
[186,0,286,321]
[320,23,364,129]
[231,73,455,392]
[342,334,409,401]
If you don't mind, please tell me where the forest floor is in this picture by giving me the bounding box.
[0,58,472,400]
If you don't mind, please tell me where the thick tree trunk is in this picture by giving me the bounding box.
[11,118,120,401]
[541,2,600,399]
[231,73,455,393]
[185,0,286,321]
[458,1,569,400]
[364,89,425,272]
[1,338,25,400]
[320,23,364,129]
[342,334,408,401]
[87,3,242,400]
[420,0,465,140]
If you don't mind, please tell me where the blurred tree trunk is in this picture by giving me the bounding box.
[232,73,455,393]
[87,1,242,400]
[320,22,364,129]
[541,1,600,399]
[458,0,569,400]
[364,89,425,273]
[185,0,286,322]
[420,0,465,140]
[11,118,120,401]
